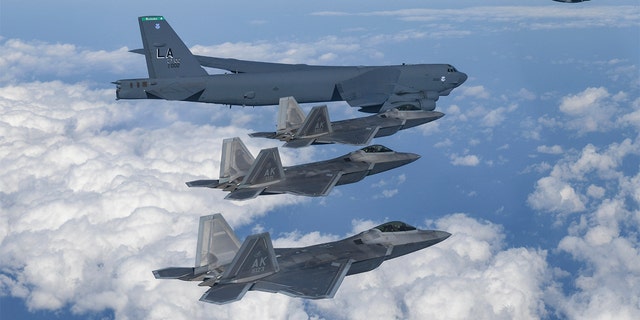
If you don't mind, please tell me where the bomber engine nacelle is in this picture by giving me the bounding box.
[380,91,439,112]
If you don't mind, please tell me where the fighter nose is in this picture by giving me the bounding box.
[406,153,421,163]
[434,231,451,241]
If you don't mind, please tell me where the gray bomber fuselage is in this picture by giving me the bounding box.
[116,64,464,111]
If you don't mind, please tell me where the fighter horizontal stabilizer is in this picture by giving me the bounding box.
[225,187,266,201]
[186,179,221,188]
[283,138,315,148]
[200,283,252,304]
[152,267,195,280]
[220,233,279,283]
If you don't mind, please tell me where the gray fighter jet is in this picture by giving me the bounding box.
[153,213,451,304]
[114,16,467,113]
[186,137,420,200]
[250,96,444,148]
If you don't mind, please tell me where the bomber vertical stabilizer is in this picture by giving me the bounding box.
[138,16,207,79]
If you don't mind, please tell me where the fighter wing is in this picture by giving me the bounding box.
[319,127,379,146]
[265,171,343,197]
[253,259,354,299]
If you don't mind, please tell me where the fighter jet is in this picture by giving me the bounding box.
[186,137,420,200]
[250,96,444,148]
[114,16,467,113]
[153,213,451,304]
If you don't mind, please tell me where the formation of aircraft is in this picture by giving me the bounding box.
[250,97,444,148]
[113,16,459,304]
[153,213,451,304]
[186,137,420,200]
[114,16,467,113]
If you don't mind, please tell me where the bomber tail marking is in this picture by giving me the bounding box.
[138,16,207,79]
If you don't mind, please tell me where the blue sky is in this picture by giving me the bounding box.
[1,0,639,319]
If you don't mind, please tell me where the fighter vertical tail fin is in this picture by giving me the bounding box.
[276,96,306,133]
[152,213,241,281]
[138,16,207,78]
[219,233,279,283]
[296,105,332,137]
[194,214,242,273]
[219,137,255,183]
[198,232,278,304]
[240,147,285,187]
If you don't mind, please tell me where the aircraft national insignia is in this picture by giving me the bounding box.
[155,23,160,30]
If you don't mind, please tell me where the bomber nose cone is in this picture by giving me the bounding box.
[457,72,468,86]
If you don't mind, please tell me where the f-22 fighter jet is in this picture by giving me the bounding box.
[153,213,451,304]
[250,96,444,148]
[186,137,419,200]
[114,16,467,113]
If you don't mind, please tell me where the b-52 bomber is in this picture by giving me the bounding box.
[114,16,467,113]
[153,213,451,304]
[250,96,444,148]
[186,137,419,200]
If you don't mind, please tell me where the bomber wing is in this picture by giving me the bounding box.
[129,49,321,73]
[252,259,354,299]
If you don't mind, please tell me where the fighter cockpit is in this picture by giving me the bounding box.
[375,221,417,233]
[360,145,393,153]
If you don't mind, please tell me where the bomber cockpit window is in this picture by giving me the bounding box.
[375,221,417,233]
[447,65,458,73]
[361,145,393,153]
